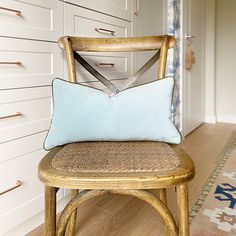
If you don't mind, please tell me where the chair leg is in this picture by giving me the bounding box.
[66,189,79,235]
[159,188,167,204]
[177,184,189,236]
[45,185,57,236]
[149,189,169,235]
[159,188,169,236]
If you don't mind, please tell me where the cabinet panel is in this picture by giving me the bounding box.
[64,0,131,21]
[0,37,63,90]
[0,0,63,41]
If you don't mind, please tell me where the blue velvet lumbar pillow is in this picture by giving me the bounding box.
[44,77,181,150]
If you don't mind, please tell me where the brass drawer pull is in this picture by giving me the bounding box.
[0,112,22,120]
[95,62,115,67]
[0,180,22,195]
[95,27,115,36]
[0,7,21,16]
[0,61,22,65]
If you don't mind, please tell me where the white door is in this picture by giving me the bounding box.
[182,0,205,135]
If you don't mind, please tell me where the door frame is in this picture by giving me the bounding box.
[204,0,216,124]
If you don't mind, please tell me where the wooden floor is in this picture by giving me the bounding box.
[28,123,236,236]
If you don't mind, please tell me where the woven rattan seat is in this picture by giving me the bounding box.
[52,142,181,173]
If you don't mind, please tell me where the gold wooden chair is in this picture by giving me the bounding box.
[38,35,195,236]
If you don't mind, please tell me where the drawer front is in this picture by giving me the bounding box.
[0,149,45,234]
[64,5,132,86]
[0,87,51,143]
[0,37,63,90]
[0,86,51,104]
[65,52,131,84]
[0,0,63,41]
[0,131,47,164]
[64,4,131,37]
[81,53,130,76]
[64,0,131,21]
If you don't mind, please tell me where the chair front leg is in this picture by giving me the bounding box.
[66,189,79,235]
[45,185,57,236]
[159,188,167,204]
[177,184,189,236]
[159,188,169,236]
[149,189,169,235]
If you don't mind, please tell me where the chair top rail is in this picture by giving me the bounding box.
[58,35,176,52]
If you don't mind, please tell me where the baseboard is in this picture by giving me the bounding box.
[205,115,216,124]
[217,115,236,124]
[5,195,70,236]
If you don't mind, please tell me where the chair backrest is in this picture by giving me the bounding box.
[58,35,176,84]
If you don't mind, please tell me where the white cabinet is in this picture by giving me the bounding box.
[0,1,63,234]
[64,0,131,21]
[0,0,63,41]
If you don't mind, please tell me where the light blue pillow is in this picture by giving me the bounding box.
[44,77,181,150]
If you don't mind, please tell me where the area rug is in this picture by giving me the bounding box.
[190,134,236,235]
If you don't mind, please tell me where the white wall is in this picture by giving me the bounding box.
[133,0,164,36]
[216,0,236,123]
[132,0,164,85]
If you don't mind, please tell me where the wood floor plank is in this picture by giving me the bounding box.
[28,123,236,236]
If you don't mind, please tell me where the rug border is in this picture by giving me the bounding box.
[189,133,236,223]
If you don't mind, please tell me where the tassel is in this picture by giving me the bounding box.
[185,42,193,69]
[185,40,196,70]
[190,43,196,64]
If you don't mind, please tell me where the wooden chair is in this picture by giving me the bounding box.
[38,35,195,236]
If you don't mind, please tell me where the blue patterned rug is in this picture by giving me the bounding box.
[190,134,236,235]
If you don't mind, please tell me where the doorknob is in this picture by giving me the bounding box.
[185,34,195,40]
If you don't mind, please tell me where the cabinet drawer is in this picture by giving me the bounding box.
[64,0,131,21]
[0,37,63,90]
[0,149,46,234]
[0,87,51,143]
[64,4,131,37]
[81,53,131,76]
[0,131,47,164]
[65,52,131,84]
[0,0,63,41]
